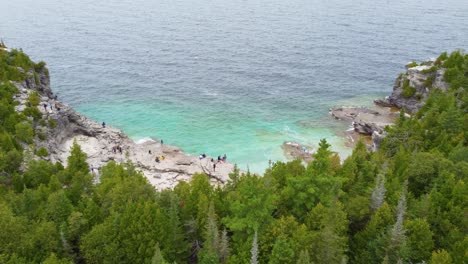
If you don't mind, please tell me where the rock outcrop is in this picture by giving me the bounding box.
[330,106,397,151]
[375,61,449,113]
[12,64,235,190]
[332,58,450,151]
[330,107,396,136]
[282,141,314,162]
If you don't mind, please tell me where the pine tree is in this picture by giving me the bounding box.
[67,140,89,176]
[151,243,167,264]
[297,249,311,264]
[269,237,295,264]
[250,231,258,264]
[386,187,407,262]
[307,202,349,264]
[371,172,386,211]
[218,229,230,263]
[405,218,434,263]
[430,249,452,264]
[201,200,220,262]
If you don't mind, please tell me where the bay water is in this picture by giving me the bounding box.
[1,0,467,173]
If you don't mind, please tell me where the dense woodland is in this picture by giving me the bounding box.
[0,48,467,264]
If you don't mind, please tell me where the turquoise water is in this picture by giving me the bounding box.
[1,0,467,173]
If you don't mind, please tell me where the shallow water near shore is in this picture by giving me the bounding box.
[2,0,467,173]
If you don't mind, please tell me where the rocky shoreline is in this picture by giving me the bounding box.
[330,58,448,150]
[12,64,235,190]
[10,50,449,185]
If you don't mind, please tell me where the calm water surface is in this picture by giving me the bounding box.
[1,0,467,172]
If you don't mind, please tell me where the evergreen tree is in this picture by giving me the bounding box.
[151,243,168,264]
[250,231,258,264]
[430,249,452,264]
[67,140,89,177]
[296,249,311,264]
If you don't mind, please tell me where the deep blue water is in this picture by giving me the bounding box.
[1,0,467,172]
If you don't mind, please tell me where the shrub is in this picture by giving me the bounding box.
[401,78,416,98]
[37,131,46,141]
[36,147,49,157]
[415,93,424,101]
[23,106,42,120]
[424,75,435,87]
[15,121,34,143]
[443,67,461,83]
[407,61,419,68]
[442,50,464,68]
[402,86,416,98]
[33,72,39,85]
[49,119,57,128]
[28,91,40,106]
[39,119,47,127]
[435,52,448,65]
[34,61,46,71]
[421,66,438,74]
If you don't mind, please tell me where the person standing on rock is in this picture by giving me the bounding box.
[102,122,106,128]
[43,103,47,111]
[213,162,216,172]
[161,139,164,146]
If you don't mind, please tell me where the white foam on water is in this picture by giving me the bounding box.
[135,137,157,144]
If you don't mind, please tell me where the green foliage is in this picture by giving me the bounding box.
[28,91,40,106]
[37,131,46,141]
[421,65,438,74]
[407,61,418,68]
[49,118,57,128]
[0,49,34,81]
[424,74,435,87]
[67,140,89,176]
[306,201,349,264]
[15,121,34,143]
[430,249,453,264]
[401,78,416,98]
[22,159,56,188]
[36,147,48,157]
[441,50,468,90]
[405,218,434,263]
[34,61,46,72]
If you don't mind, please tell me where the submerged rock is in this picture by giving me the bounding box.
[282,141,314,162]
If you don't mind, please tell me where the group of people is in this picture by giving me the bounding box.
[41,100,61,113]
[155,155,165,163]
[198,153,227,172]
[199,153,227,162]
[112,145,123,154]
[90,165,99,174]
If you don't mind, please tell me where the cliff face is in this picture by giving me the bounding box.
[12,59,234,190]
[375,61,449,113]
